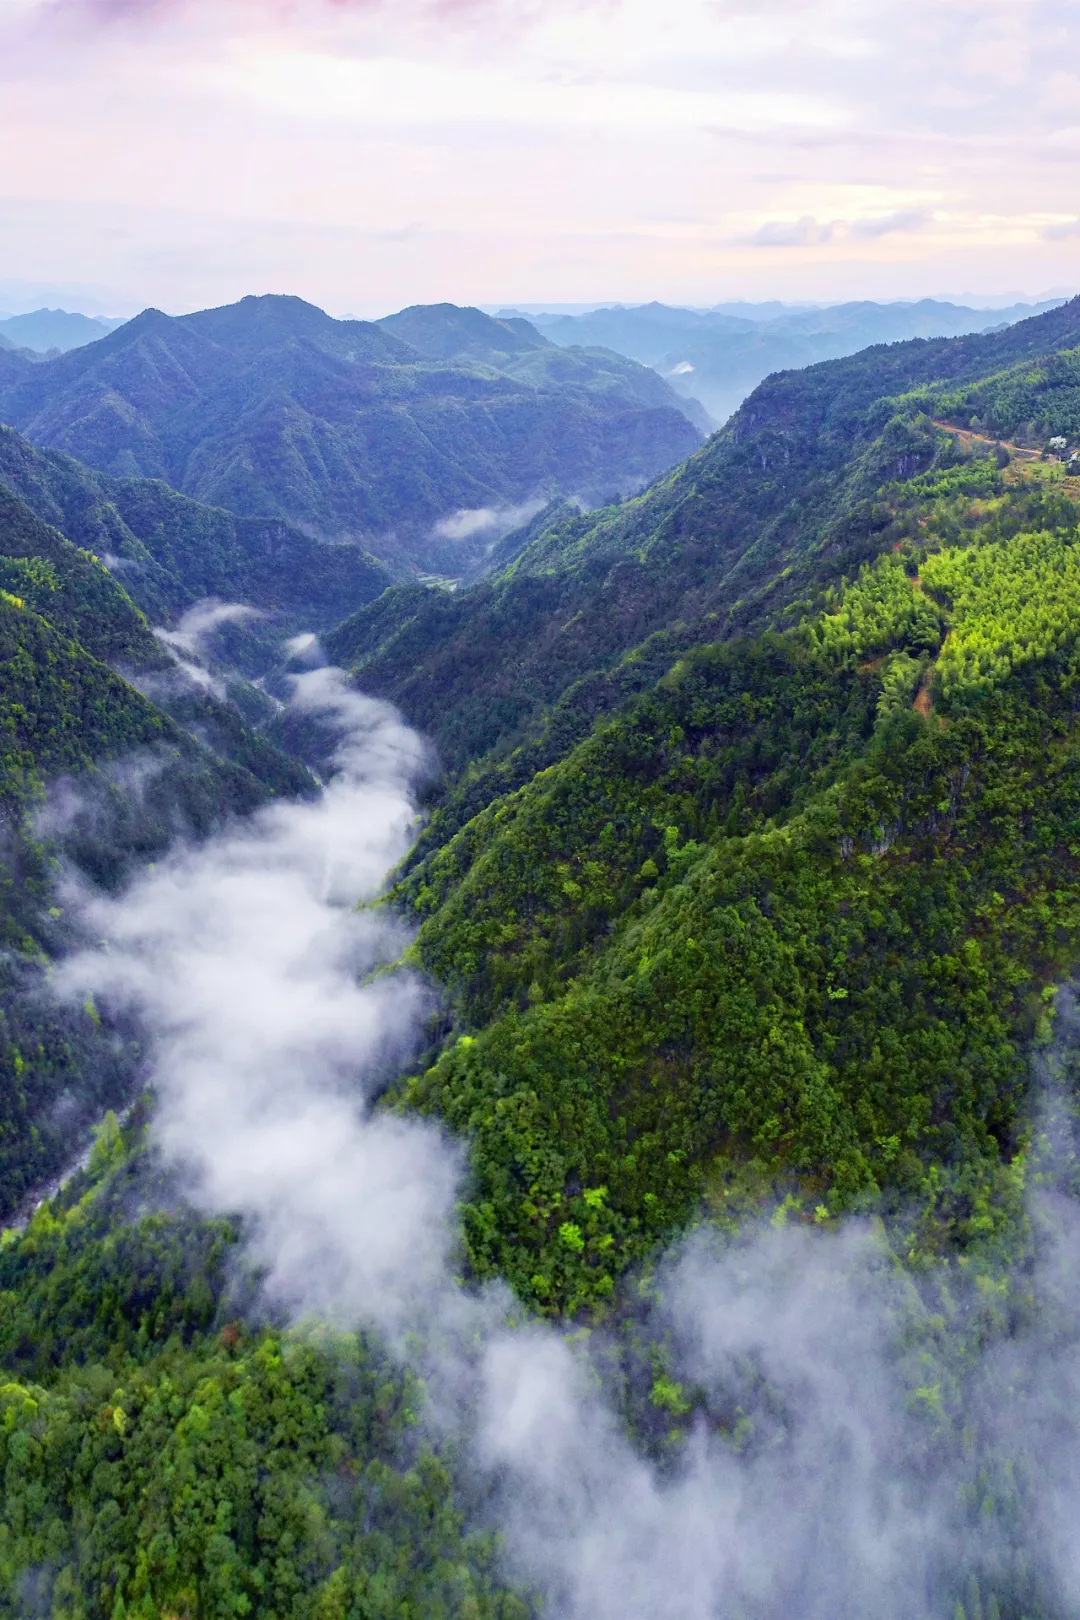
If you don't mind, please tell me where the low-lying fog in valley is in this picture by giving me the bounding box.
[49,639,1080,1620]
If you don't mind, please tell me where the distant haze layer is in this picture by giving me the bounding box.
[506,296,1068,423]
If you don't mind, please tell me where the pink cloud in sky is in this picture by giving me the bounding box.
[1,0,1077,315]
[38,0,577,32]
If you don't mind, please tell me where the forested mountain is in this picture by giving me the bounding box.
[0,423,391,624]
[518,295,1065,423]
[7,293,1080,1617]
[378,301,713,434]
[0,295,703,571]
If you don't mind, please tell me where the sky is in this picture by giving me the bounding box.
[1,0,1079,316]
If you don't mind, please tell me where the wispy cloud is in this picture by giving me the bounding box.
[742,209,931,248]
[849,207,930,240]
[432,498,546,541]
[746,214,835,247]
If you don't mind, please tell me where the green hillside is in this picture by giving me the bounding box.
[394,460,1080,1310]
[0,484,169,671]
[322,300,1080,1314]
[0,424,391,626]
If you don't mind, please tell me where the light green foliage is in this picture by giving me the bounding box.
[923,526,1080,697]
[876,650,924,719]
[811,554,943,662]
[933,346,1080,446]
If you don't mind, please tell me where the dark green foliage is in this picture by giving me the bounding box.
[0,626,305,1222]
[0,482,315,1224]
[0,963,139,1220]
[0,1112,236,1375]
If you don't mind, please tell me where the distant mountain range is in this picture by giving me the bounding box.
[0,296,704,572]
[0,308,128,355]
[503,297,1068,423]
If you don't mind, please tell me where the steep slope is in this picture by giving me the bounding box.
[290,298,1080,1315]
[389,410,1080,1317]
[0,423,391,624]
[0,483,167,670]
[0,295,703,570]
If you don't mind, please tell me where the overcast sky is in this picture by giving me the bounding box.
[2,0,1079,315]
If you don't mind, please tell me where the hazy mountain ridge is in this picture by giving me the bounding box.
[0,295,704,572]
[0,307,128,355]
[380,301,714,434]
[513,295,1067,423]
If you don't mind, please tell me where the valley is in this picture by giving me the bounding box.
[4,295,1080,1617]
